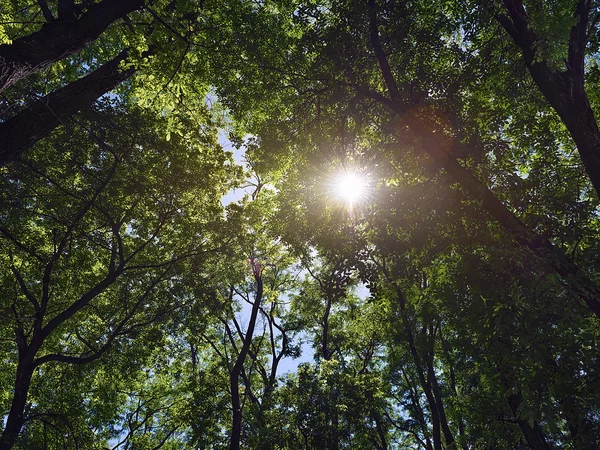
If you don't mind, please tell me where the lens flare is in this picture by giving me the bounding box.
[333,171,368,207]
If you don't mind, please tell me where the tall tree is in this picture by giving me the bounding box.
[493,0,600,198]
[206,0,600,318]
[0,103,238,448]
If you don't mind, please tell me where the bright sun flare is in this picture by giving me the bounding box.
[333,171,368,206]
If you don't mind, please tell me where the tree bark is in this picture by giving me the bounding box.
[496,0,600,199]
[229,266,263,450]
[0,0,143,93]
[0,348,36,450]
[0,49,134,166]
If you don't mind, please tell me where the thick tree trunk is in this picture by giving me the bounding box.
[497,0,600,198]
[0,0,143,93]
[534,74,600,200]
[0,49,134,166]
[0,348,35,450]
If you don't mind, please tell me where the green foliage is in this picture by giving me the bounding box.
[1,0,600,448]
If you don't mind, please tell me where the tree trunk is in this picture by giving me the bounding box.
[438,151,600,318]
[533,74,600,200]
[0,0,143,93]
[229,372,243,450]
[0,49,134,166]
[0,349,35,450]
[429,360,456,449]
[328,407,340,450]
[439,327,467,450]
[229,268,263,450]
[507,391,554,450]
[398,108,600,319]
[497,0,600,199]
[372,410,388,450]
[393,286,445,450]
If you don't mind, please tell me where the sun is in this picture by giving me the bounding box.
[333,171,368,207]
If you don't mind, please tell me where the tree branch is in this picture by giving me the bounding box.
[367,0,401,102]
[37,0,54,22]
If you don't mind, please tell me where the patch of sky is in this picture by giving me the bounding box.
[219,130,251,205]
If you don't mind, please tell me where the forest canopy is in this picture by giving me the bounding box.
[1,0,600,449]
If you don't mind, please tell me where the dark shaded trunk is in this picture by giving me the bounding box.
[0,0,143,93]
[0,49,134,166]
[497,0,600,199]
[0,351,35,450]
[554,95,600,200]
[229,270,263,450]
[507,391,554,450]
[401,108,600,319]
[516,48,600,201]
[438,151,600,318]
[229,374,243,450]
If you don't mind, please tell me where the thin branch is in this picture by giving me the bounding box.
[10,266,40,312]
[0,227,43,261]
[35,267,171,367]
[40,155,120,311]
[144,5,189,43]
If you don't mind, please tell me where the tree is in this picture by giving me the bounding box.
[492,0,600,198]
[0,102,238,448]
[0,0,217,165]
[0,49,135,165]
[1,0,600,448]
[206,0,600,316]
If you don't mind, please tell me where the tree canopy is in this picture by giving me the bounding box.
[1,0,600,449]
